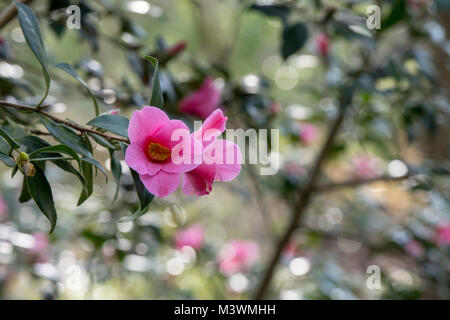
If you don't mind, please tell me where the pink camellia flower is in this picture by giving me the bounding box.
[180,77,221,119]
[182,109,242,196]
[175,224,205,250]
[435,223,450,246]
[299,123,319,145]
[219,240,260,276]
[268,102,281,114]
[405,240,424,257]
[315,33,330,57]
[351,155,381,179]
[0,195,8,221]
[125,106,202,198]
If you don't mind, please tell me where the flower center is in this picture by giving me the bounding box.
[147,142,171,162]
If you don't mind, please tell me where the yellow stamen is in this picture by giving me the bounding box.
[147,142,171,162]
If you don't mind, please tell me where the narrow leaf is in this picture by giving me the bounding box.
[41,117,93,158]
[87,114,129,138]
[15,2,50,107]
[53,63,99,116]
[0,151,15,167]
[26,166,57,232]
[0,127,20,151]
[143,56,164,108]
[119,143,153,221]
[281,22,308,60]
[109,149,122,202]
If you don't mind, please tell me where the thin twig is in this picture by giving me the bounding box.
[313,174,409,193]
[0,100,130,143]
[0,0,33,30]
[254,98,349,300]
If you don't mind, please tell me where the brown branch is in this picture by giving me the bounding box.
[254,97,349,300]
[313,174,409,193]
[0,0,33,30]
[0,100,130,143]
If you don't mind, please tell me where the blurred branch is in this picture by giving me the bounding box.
[313,174,409,193]
[254,94,350,299]
[0,0,33,30]
[0,100,130,143]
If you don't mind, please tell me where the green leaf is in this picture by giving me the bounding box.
[382,0,407,30]
[41,117,92,158]
[0,151,15,167]
[15,2,50,107]
[19,179,31,203]
[281,22,308,60]
[109,149,122,202]
[81,157,107,182]
[88,132,116,149]
[77,160,93,206]
[52,63,100,116]
[143,56,164,108]
[26,166,57,233]
[18,136,87,192]
[0,127,20,151]
[29,144,82,171]
[119,143,153,221]
[87,114,129,138]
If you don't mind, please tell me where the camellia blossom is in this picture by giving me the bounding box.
[175,224,205,250]
[405,240,424,257]
[299,123,319,145]
[182,109,242,196]
[179,77,221,119]
[435,223,450,246]
[315,33,330,57]
[218,240,260,275]
[125,106,202,198]
[351,155,381,179]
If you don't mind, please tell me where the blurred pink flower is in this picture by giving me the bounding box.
[315,33,330,57]
[175,224,205,250]
[436,224,450,246]
[29,232,50,262]
[0,195,8,221]
[180,77,221,119]
[405,240,424,257]
[167,41,187,57]
[218,240,260,275]
[268,102,281,114]
[283,241,297,260]
[299,123,319,145]
[351,155,380,179]
[182,109,242,196]
[125,106,202,197]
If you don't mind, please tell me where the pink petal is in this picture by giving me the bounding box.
[128,106,169,145]
[182,163,216,196]
[179,77,221,119]
[194,109,227,146]
[139,171,181,198]
[151,119,191,149]
[163,134,203,174]
[125,144,162,176]
[207,139,242,182]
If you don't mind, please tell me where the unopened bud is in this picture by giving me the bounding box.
[17,152,29,166]
[22,162,36,177]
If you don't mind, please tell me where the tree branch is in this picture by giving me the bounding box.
[313,174,409,193]
[0,100,130,143]
[0,0,33,30]
[254,96,349,300]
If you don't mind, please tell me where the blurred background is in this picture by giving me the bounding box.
[0,0,449,299]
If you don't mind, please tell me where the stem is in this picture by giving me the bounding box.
[0,100,130,143]
[0,0,33,30]
[313,174,409,193]
[253,101,348,300]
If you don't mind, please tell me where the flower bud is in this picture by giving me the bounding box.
[22,162,36,177]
